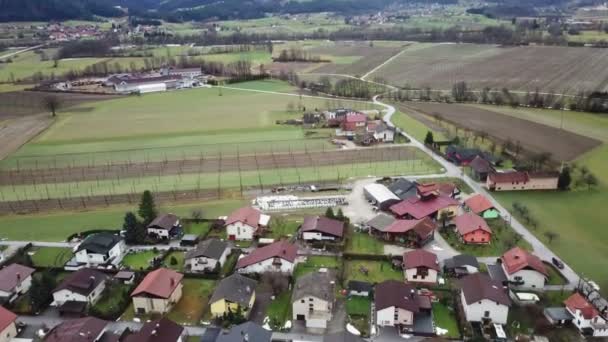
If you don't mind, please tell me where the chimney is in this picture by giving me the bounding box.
[170,278,175,287]
[89,276,96,287]
[410,289,415,298]
[16,273,21,282]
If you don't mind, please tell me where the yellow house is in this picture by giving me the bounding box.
[209,273,257,318]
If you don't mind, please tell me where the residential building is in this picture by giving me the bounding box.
[114,271,135,284]
[236,240,297,274]
[216,322,271,342]
[125,317,185,342]
[209,274,257,318]
[564,292,608,337]
[0,263,35,302]
[43,317,108,342]
[347,280,372,297]
[368,214,436,247]
[402,249,440,284]
[500,247,548,289]
[453,213,493,244]
[0,306,17,342]
[324,331,366,342]
[464,194,500,219]
[366,120,395,143]
[342,113,367,132]
[460,273,511,325]
[487,171,559,191]
[225,206,270,241]
[200,327,221,342]
[544,307,573,326]
[389,195,459,220]
[300,215,344,241]
[292,270,336,329]
[52,268,108,309]
[147,214,182,240]
[374,280,432,334]
[131,268,184,314]
[469,156,494,182]
[74,233,126,267]
[184,238,230,273]
[446,145,497,166]
[443,254,479,278]
[388,178,418,200]
[363,183,400,210]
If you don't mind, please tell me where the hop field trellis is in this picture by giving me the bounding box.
[0,146,441,214]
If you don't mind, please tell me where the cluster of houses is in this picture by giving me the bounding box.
[44,23,106,41]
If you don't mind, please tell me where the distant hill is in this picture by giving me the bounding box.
[0,0,125,22]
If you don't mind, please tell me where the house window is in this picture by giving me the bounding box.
[484,311,490,318]
[309,298,314,302]
[301,300,305,303]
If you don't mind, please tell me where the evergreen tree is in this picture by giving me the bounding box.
[336,208,345,221]
[424,131,434,145]
[138,190,158,226]
[123,212,140,244]
[325,207,335,219]
[557,167,571,191]
[30,272,56,313]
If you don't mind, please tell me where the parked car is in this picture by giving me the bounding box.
[552,257,564,269]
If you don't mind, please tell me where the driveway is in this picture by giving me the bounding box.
[327,298,347,334]
[250,283,274,324]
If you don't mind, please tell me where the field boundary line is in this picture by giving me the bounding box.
[216,85,375,104]
[361,47,410,81]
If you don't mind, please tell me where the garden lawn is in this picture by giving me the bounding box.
[183,222,212,236]
[345,233,385,255]
[162,251,186,272]
[265,290,292,329]
[439,219,532,257]
[545,263,567,286]
[121,250,161,271]
[266,218,301,240]
[432,302,460,339]
[29,247,72,267]
[0,199,246,242]
[346,296,371,317]
[293,256,340,279]
[343,260,402,285]
[221,251,240,276]
[167,278,216,325]
[91,283,131,317]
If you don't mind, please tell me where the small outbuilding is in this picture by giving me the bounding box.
[363,183,400,210]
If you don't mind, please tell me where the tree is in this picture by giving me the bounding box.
[452,81,469,102]
[170,256,178,265]
[557,167,571,191]
[123,211,145,244]
[138,190,158,226]
[30,271,56,313]
[261,273,289,296]
[42,95,62,117]
[325,207,335,219]
[583,173,599,191]
[438,211,450,231]
[544,231,559,244]
[424,131,434,145]
[336,208,345,221]
[191,209,203,223]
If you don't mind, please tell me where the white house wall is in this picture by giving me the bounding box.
[237,258,294,274]
[226,222,256,241]
[460,292,509,325]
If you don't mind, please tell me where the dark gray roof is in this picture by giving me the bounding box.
[347,280,373,293]
[413,311,435,335]
[388,178,418,200]
[544,307,573,321]
[147,214,179,230]
[324,331,366,342]
[200,327,221,342]
[444,254,480,270]
[216,322,271,342]
[209,274,257,306]
[292,270,336,302]
[76,233,123,254]
[185,238,228,260]
[366,213,395,231]
[54,268,108,296]
[487,263,508,284]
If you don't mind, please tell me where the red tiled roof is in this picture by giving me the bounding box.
[384,217,436,239]
[454,213,492,236]
[402,249,439,271]
[345,113,367,123]
[44,317,107,342]
[488,171,530,184]
[301,216,344,238]
[465,194,495,214]
[236,240,297,269]
[501,247,548,276]
[225,207,262,227]
[564,293,599,320]
[131,268,183,299]
[0,263,35,292]
[0,306,16,335]
[389,195,459,219]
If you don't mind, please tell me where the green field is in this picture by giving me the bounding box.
[121,250,161,270]
[345,232,386,255]
[293,255,340,279]
[163,251,186,272]
[167,278,216,324]
[29,247,72,267]
[432,302,460,339]
[343,260,402,285]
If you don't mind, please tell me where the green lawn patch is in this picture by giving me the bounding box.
[183,222,212,236]
[221,251,240,276]
[293,256,340,279]
[266,218,300,240]
[29,247,72,267]
[162,251,186,272]
[121,250,161,271]
[90,282,131,319]
[345,233,385,255]
[266,290,292,330]
[541,290,573,307]
[167,278,216,325]
[346,296,371,316]
[343,260,402,285]
[432,302,460,339]
[545,263,567,286]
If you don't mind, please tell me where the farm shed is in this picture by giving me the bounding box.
[363,183,400,210]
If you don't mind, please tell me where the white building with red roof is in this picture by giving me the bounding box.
[402,249,440,284]
[131,268,184,314]
[564,292,608,337]
[500,247,548,289]
[0,306,17,342]
[236,241,298,274]
[225,207,271,241]
[0,263,35,302]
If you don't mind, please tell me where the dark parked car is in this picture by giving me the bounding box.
[552,257,565,269]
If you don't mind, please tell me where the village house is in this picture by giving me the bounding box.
[225,206,271,241]
[43,317,108,342]
[341,113,368,132]
[300,215,345,241]
[347,280,373,297]
[464,194,500,219]
[209,273,257,318]
[236,240,298,274]
[446,145,497,166]
[374,280,433,335]
[363,183,401,210]
[74,233,126,267]
[131,268,184,314]
[147,213,182,240]
[469,156,494,182]
[460,273,511,325]
[388,178,418,200]
[292,269,336,329]
[402,249,440,284]
[114,270,135,284]
[487,171,559,191]
[216,322,272,342]
[0,306,17,342]
[443,254,479,278]
[127,317,185,342]
[367,214,436,247]
[184,238,230,273]
[52,268,108,313]
[453,213,493,244]
[367,120,395,143]
[389,194,459,220]
[500,247,548,289]
[564,292,608,337]
[0,263,35,303]
[324,331,366,342]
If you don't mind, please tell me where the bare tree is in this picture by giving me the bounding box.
[191,209,204,223]
[544,231,559,244]
[261,273,289,296]
[42,95,62,117]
